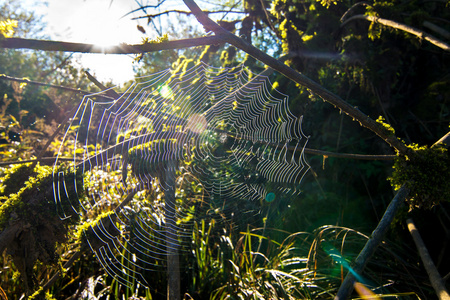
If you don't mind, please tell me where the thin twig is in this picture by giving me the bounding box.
[423,21,450,40]
[122,1,169,18]
[84,71,120,99]
[304,148,395,160]
[0,74,113,100]
[131,9,246,21]
[340,1,370,22]
[32,105,81,167]
[257,0,280,39]
[40,251,82,293]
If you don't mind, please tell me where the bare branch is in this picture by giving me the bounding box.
[131,9,246,21]
[121,0,168,19]
[341,14,450,52]
[84,71,121,99]
[340,1,370,22]
[0,36,224,54]
[304,148,395,160]
[407,218,450,300]
[423,21,450,40]
[0,74,112,99]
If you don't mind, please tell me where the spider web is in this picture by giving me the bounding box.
[52,62,310,288]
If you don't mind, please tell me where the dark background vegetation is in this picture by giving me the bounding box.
[1,0,449,298]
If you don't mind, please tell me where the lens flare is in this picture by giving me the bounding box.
[186,113,208,134]
[265,192,276,202]
[322,243,380,299]
[353,282,380,299]
[158,84,172,99]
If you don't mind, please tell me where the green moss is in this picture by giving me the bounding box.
[389,144,450,210]
[75,210,115,241]
[0,163,85,293]
[376,116,395,136]
[45,291,57,300]
[0,163,35,196]
[28,287,43,300]
[0,163,83,231]
[0,164,50,230]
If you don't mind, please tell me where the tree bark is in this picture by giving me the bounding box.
[407,218,450,300]
[0,36,223,54]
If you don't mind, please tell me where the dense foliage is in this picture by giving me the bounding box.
[1,0,449,299]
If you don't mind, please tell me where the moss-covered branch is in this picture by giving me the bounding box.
[0,163,83,295]
[341,14,450,52]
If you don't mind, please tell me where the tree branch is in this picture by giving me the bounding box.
[0,9,411,156]
[423,21,450,40]
[0,157,79,166]
[335,185,410,299]
[84,71,120,99]
[0,36,224,54]
[407,218,450,300]
[182,0,411,156]
[0,74,113,100]
[122,1,169,18]
[304,148,395,160]
[341,14,450,52]
[335,131,450,299]
[131,9,246,21]
[1,71,396,166]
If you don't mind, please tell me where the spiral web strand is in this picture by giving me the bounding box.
[53,62,310,288]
